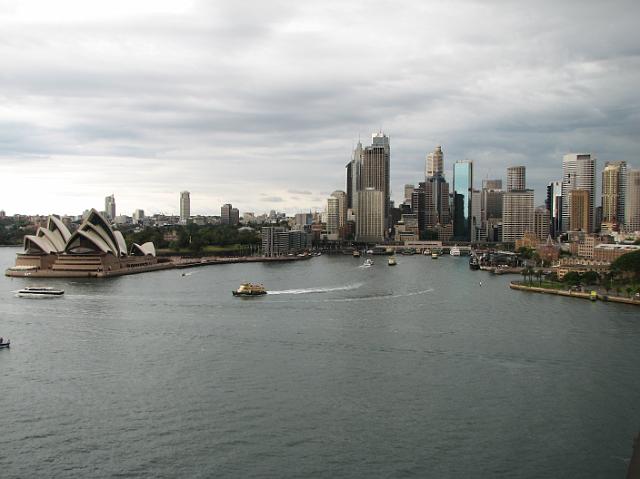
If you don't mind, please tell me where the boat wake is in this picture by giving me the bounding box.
[268,283,363,295]
[265,288,434,302]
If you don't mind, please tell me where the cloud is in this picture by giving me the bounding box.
[0,0,638,214]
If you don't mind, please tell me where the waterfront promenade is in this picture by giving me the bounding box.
[510,281,640,306]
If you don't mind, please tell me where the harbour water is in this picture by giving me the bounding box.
[1,247,638,478]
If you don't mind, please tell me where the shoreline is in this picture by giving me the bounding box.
[509,281,640,307]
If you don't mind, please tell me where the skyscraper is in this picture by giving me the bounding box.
[180,191,190,224]
[569,189,590,232]
[356,188,385,243]
[105,194,116,220]
[362,132,390,228]
[426,146,443,178]
[562,153,596,233]
[546,181,562,238]
[221,203,239,225]
[506,166,526,192]
[453,160,473,241]
[327,196,339,236]
[502,190,534,242]
[404,184,415,205]
[482,179,502,190]
[601,161,627,229]
[625,169,640,232]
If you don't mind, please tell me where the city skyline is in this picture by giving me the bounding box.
[1,1,639,216]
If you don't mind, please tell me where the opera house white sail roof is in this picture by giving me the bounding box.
[23,209,155,257]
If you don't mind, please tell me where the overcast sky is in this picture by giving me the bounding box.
[1,0,638,216]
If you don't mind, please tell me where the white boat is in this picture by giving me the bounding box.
[362,258,374,267]
[450,246,461,256]
[0,339,9,349]
[388,256,397,266]
[16,287,64,297]
[431,252,439,259]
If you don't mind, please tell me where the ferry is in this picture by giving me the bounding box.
[362,258,374,267]
[352,250,361,258]
[232,283,267,296]
[16,287,64,297]
[388,256,397,266]
[450,246,461,256]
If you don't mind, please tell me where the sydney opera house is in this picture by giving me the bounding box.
[5,209,171,278]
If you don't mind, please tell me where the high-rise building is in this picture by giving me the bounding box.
[411,185,427,234]
[221,203,239,226]
[562,153,596,233]
[327,197,339,236]
[180,191,190,224]
[471,189,483,242]
[601,161,627,229]
[132,209,145,222]
[404,184,415,205]
[506,166,526,192]
[426,146,443,178]
[362,132,390,227]
[453,160,473,241]
[356,188,385,243]
[569,189,590,232]
[625,169,640,232]
[546,181,562,238]
[482,179,502,190]
[534,207,550,240]
[331,190,347,232]
[502,190,534,242]
[105,194,116,220]
[346,141,363,213]
[481,180,503,240]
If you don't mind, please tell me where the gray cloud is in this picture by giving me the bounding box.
[0,0,638,215]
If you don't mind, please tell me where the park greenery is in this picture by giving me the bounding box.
[0,217,35,245]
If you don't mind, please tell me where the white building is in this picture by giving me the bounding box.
[562,153,596,233]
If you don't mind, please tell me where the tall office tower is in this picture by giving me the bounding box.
[506,166,526,192]
[331,190,347,232]
[180,191,190,224]
[546,181,562,238]
[132,209,145,222]
[453,160,473,241]
[345,141,363,212]
[411,184,427,233]
[424,175,451,226]
[569,189,590,231]
[425,145,444,178]
[404,184,415,205]
[625,169,640,232]
[601,161,627,228]
[562,153,596,233]
[356,188,385,243]
[231,207,240,226]
[221,203,233,225]
[501,190,534,242]
[471,189,483,242]
[534,207,550,240]
[482,179,502,190]
[105,195,116,220]
[482,187,503,222]
[327,196,339,236]
[362,132,390,227]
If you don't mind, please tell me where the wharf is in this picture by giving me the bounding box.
[173,254,312,269]
[509,282,640,306]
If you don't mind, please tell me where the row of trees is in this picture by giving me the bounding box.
[0,217,36,245]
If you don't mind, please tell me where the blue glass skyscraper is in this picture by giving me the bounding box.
[453,160,473,241]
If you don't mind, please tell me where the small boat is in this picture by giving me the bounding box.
[450,246,461,256]
[362,258,374,267]
[431,252,439,259]
[352,250,361,257]
[0,339,10,349]
[232,283,267,296]
[388,256,397,266]
[469,256,480,270]
[16,287,64,297]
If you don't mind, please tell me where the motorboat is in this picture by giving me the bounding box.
[352,250,361,257]
[0,339,9,349]
[450,246,461,256]
[232,283,267,296]
[431,252,439,259]
[388,256,397,266]
[469,256,480,270]
[16,287,64,297]
[362,258,374,267]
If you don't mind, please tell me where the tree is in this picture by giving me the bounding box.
[517,246,534,260]
[610,250,640,281]
[626,287,634,298]
[563,271,581,286]
[581,270,599,286]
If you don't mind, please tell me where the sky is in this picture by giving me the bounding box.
[0,0,639,216]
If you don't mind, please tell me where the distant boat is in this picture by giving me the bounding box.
[232,283,267,297]
[469,256,480,270]
[16,287,64,297]
[431,252,439,259]
[362,258,374,267]
[388,256,397,266]
[352,250,361,257]
[0,339,10,349]
[450,246,461,256]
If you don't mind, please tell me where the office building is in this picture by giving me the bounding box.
[331,190,347,231]
[534,207,550,240]
[453,160,473,241]
[132,209,145,223]
[562,153,596,233]
[569,189,590,232]
[426,146,444,178]
[361,132,390,226]
[601,161,627,229]
[546,181,562,238]
[356,188,385,243]
[482,179,502,190]
[327,197,339,236]
[506,166,526,192]
[261,227,310,257]
[502,189,534,242]
[221,203,240,226]
[105,195,116,221]
[404,184,415,205]
[626,169,640,232]
[180,191,190,224]
[471,189,483,242]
